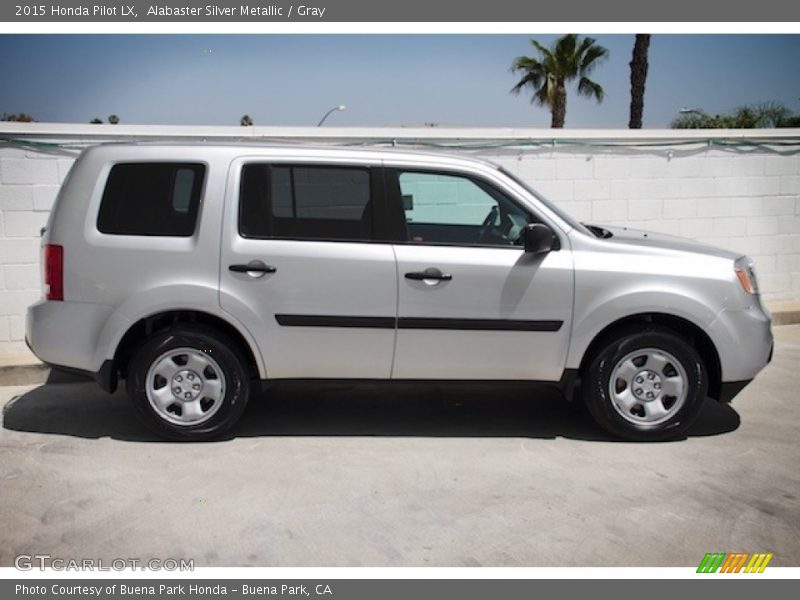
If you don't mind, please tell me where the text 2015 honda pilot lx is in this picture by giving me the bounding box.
[26,144,773,441]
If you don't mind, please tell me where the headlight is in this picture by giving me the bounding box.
[734,258,758,295]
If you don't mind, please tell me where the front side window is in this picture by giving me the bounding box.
[395,170,530,246]
[97,163,205,236]
[239,164,373,241]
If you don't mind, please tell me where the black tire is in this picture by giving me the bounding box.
[126,325,251,441]
[582,326,708,441]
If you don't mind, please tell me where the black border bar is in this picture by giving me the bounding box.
[3,2,800,22]
[2,578,794,600]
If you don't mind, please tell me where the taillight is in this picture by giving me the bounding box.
[44,244,63,301]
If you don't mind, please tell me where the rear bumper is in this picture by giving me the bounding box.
[25,335,117,393]
[26,300,114,372]
[26,299,118,390]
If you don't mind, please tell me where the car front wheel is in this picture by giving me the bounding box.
[582,326,708,441]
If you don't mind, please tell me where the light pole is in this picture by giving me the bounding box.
[317,105,346,126]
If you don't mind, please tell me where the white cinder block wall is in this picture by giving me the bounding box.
[489,149,800,296]
[1,124,799,354]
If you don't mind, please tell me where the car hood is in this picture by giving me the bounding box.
[598,225,744,261]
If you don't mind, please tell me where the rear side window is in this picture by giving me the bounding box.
[97,163,205,236]
[239,164,372,241]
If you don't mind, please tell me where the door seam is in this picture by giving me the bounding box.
[389,243,400,379]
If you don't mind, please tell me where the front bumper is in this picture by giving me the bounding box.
[718,379,753,403]
[716,338,773,403]
[705,304,773,384]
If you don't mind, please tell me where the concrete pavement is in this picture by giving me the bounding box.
[1,326,799,567]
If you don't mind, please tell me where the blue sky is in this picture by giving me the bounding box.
[1,34,798,128]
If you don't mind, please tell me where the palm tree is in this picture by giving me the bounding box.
[628,34,651,129]
[240,114,253,126]
[1,112,35,122]
[671,102,796,129]
[511,34,608,128]
[108,114,120,125]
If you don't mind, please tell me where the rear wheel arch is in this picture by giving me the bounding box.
[112,310,261,384]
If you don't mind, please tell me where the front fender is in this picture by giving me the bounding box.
[565,289,720,371]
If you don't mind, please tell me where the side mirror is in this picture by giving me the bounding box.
[523,223,560,254]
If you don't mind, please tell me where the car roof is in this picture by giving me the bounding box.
[85,141,501,170]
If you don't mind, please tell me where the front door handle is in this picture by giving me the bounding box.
[404,267,453,282]
[229,260,277,277]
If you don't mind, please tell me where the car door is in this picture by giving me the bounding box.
[219,158,397,379]
[387,166,574,381]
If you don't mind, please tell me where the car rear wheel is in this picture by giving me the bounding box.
[582,326,708,441]
[126,325,251,441]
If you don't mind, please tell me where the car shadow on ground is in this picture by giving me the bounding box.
[2,379,740,443]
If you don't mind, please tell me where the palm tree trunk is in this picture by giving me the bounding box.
[628,34,651,129]
[551,81,567,128]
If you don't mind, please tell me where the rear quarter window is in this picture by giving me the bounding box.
[97,163,205,236]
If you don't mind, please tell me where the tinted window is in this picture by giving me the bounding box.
[397,170,529,246]
[97,163,205,236]
[239,164,372,240]
[172,167,197,212]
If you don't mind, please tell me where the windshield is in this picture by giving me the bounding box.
[498,166,593,236]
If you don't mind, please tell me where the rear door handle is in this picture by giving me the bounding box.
[229,260,277,276]
[404,267,452,282]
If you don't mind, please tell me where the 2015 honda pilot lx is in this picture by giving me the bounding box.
[26,144,773,441]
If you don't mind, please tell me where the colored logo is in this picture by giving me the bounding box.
[697,552,773,573]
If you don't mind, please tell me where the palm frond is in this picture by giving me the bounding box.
[579,45,609,75]
[510,55,546,96]
[510,56,542,72]
[576,36,596,58]
[534,83,551,106]
[510,71,544,96]
[530,39,552,60]
[577,77,604,102]
[554,34,580,76]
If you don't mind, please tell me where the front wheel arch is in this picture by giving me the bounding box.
[575,313,721,401]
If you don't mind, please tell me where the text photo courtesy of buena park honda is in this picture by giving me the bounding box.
[0,33,799,569]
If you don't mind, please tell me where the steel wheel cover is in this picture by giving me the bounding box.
[145,347,227,426]
[608,347,689,426]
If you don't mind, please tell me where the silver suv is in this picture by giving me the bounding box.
[26,144,773,441]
